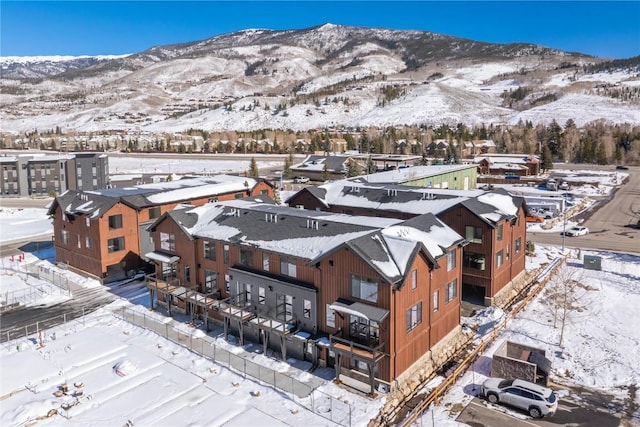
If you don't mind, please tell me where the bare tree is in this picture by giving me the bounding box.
[542,265,597,347]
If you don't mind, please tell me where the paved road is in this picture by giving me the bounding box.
[0,197,52,209]
[528,166,640,255]
[457,395,621,427]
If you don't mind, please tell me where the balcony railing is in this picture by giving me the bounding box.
[330,331,385,362]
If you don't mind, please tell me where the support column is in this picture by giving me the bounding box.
[335,353,342,382]
[367,362,376,395]
[280,335,287,361]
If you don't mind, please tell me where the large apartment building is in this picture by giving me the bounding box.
[286,181,527,305]
[47,175,274,281]
[0,152,108,197]
[145,199,466,394]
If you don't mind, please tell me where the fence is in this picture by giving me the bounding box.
[0,263,71,309]
[1,308,87,347]
[114,306,353,426]
[399,257,565,427]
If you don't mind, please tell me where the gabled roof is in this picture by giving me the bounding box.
[286,180,483,216]
[457,188,521,226]
[291,155,350,173]
[47,190,120,219]
[153,199,463,285]
[85,175,262,209]
[353,164,476,184]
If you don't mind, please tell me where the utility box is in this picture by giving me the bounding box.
[583,255,602,271]
[491,340,552,386]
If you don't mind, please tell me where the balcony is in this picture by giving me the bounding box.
[330,332,385,362]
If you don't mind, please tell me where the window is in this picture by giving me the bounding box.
[108,214,123,230]
[433,290,440,312]
[184,265,191,283]
[225,274,230,293]
[107,236,125,253]
[506,244,510,260]
[239,248,252,267]
[160,232,175,252]
[280,258,297,278]
[515,237,522,254]
[303,299,312,319]
[351,275,378,303]
[406,302,422,331]
[234,193,243,199]
[497,223,504,241]
[204,270,217,293]
[496,250,504,268]
[262,253,270,271]
[447,251,456,271]
[85,217,90,227]
[149,206,161,220]
[276,293,293,322]
[445,279,457,303]
[411,269,417,289]
[326,304,335,328]
[77,234,81,248]
[61,229,70,245]
[244,284,252,305]
[463,252,486,271]
[258,287,266,304]
[465,226,482,244]
[85,237,91,248]
[203,241,215,260]
[223,245,229,264]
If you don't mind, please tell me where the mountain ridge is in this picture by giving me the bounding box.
[1,24,638,134]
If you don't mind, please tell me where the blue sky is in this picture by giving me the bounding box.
[2,1,639,59]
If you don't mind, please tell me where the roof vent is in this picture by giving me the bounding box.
[265,213,278,223]
[387,189,398,197]
[306,219,319,230]
[422,192,436,200]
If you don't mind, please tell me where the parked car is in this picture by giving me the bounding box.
[616,165,629,170]
[481,377,558,418]
[559,181,570,191]
[293,176,310,184]
[562,226,589,236]
[531,208,554,219]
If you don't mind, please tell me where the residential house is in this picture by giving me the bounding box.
[290,155,351,182]
[286,181,527,305]
[144,199,466,394]
[475,154,541,177]
[47,175,274,281]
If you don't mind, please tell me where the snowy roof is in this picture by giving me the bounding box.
[355,164,476,184]
[87,175,260,208]
[474,154,540,164]
[459,189,522,225]
[291,180,483,215]
[291,155,350,173]
[160,200,464,284]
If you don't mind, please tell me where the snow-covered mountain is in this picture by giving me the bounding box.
[1,24,639,134]
[0,55,130,79]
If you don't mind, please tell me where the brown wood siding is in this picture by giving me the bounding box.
[317,247,393,382]
[53,206,105,278]
[286,191,326,210]
[391,252,432,379]
[429,248,461,345]
[98,203,141,275]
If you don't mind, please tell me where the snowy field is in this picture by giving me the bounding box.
[1,165,638,426]
[0,208,52,244]
[108,156,284,176]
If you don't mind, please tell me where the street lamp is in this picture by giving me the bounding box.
[562,210,567,253]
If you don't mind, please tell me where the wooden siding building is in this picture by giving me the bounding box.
[144,199,466,394]
[286,181,527,305]
[47,175,273,282]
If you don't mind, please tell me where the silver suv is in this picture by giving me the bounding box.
[481,377,558,418]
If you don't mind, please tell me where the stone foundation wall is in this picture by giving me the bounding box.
[492,268,538,309]
[369,325,473,427]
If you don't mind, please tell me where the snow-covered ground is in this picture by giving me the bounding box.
[108,156,284,176]
[0,208,53,244]
[1,165,637,426]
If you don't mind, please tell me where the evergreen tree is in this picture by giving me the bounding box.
[366,156,377,174]
[541,145,553,171]
[284,153,293,179]
[420,152,429,166]
[596,142,607,165]
[249,157,259,178]
[346,160,361,177]
[322,162,329,182]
